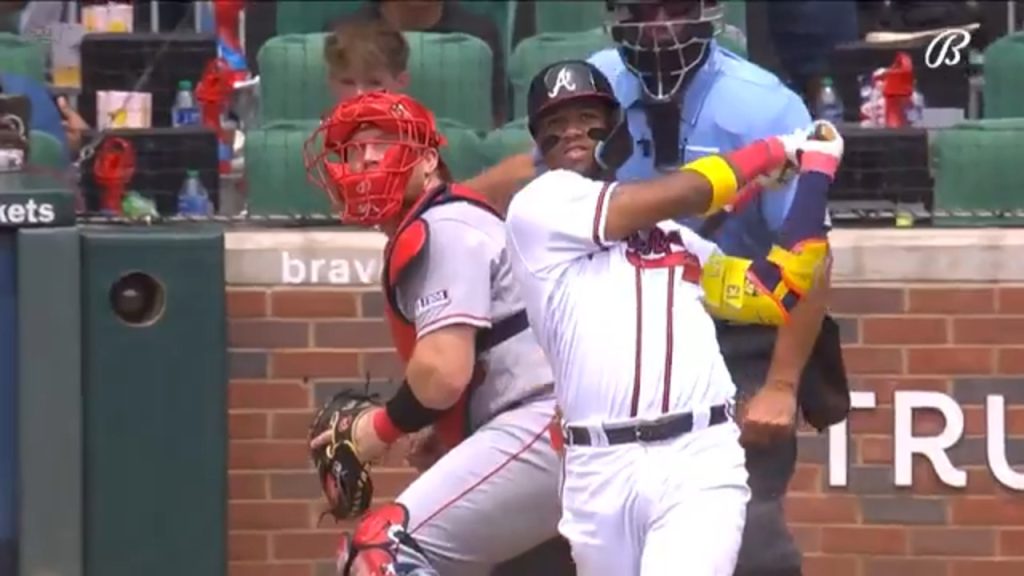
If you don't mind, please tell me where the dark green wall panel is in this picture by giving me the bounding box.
[16,227,83,576]
[80,227,227,576]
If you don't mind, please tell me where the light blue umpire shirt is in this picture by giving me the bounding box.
[586,41,813,261]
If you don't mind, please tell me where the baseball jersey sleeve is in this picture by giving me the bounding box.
[505,169,615,276]
[396,218,495,338]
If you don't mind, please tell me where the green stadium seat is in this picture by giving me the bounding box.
[276,0,365,35]
[258,32,494,130]
[437,118,491,182]
[406,32,494,131]
[244,118,491,215]
[484,117,532,165]
[982,32,1024,120]
[0,33,47,82]
[463,1,515,58]
[509,29,614,118]
[28,130,68,171]
[257,33,334,123]
[931,118,1024,226]
[244,120,331,215]
[534,1,606,35]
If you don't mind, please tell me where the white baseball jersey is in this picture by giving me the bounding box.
[505,169,736,425]
[395,201,554,430]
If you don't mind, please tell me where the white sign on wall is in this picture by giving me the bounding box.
[827,391,1024,491]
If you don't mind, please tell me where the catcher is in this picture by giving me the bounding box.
[303,91,562,576]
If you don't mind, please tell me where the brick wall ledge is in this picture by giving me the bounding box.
[223,228,1024,286]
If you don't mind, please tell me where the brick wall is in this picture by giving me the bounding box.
[225,283,1024,576]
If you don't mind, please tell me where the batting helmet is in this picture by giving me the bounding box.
[304,91,447,227]
[605,0,723,102]
[526,60,633,174]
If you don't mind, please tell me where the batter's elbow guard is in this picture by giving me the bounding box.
[700,240,830,326]
[702,253,788,326]
[765,239,830,297]
[385,381,447,434]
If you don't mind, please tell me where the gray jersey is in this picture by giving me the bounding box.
[396,201,554,430]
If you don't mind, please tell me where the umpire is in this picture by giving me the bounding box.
[470,1,850,575]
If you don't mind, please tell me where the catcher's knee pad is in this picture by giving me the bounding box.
[337,503,425,576]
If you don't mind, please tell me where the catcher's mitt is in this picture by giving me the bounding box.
[309,390,381,521]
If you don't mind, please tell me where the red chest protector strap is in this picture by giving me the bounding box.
[382,183,528,350]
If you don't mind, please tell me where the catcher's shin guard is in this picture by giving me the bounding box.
[337,503,426,576]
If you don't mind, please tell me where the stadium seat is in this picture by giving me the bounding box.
[484,117,532,165]
[437,118,491,182]
[982,31,1024,119]
[534,1,606,35]
[275,0,365,35]
[931,119,1024,226]
[257,33,334,123]
[0,33,47,82]
[28,130,68,170]
[244,120,332,215]
[509,29,614,118]
[406,32,494,131]
[244,118,492,215]
[463,1,515,58]
[257,32,494,130]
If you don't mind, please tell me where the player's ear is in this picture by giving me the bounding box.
[420,147,440,175]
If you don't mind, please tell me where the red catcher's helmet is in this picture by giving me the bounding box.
[305,91,446,226]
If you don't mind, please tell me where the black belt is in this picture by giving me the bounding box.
[564,404,731,447]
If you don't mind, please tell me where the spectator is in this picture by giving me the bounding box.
[328,0,507,127]
[323,20,410,103]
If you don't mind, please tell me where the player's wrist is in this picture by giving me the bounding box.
[799,150,840,180]
[724,137,788,186]
[371,407,404,444]
[765,378,799,394]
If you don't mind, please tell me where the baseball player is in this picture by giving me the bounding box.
[302,91,563,576]
[466,3,850,575]
[504,59,844,576]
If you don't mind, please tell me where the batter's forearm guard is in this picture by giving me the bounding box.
[701,239,829,326]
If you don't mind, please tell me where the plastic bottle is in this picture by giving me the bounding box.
[177,170,213,216]
[171,80,200,127]
[815,77,845,123]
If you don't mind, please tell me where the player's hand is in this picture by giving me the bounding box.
[738,380,798,447]
[774,126,811,167]
[795,120,844,179]
[309,407,390,463]
[406,428,447,472]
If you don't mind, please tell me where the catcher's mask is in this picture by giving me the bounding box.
[336,503,425,576]
[606,0,723,102]
[305,91,447,227]
[527,59,633,176]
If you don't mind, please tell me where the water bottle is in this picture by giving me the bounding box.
[177,170,213,216]
[815,77,845,123]
[906,89,926,127]
[171,80,199,127]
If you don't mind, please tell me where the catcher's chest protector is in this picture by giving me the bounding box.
[382,183,501,449]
